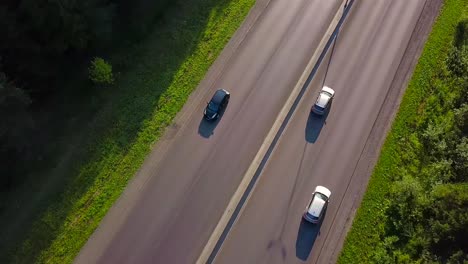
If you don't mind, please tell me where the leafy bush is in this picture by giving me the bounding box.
[387,19,468,262]
[378,19,468,262]
[88,57,114,85]
[446,47,468,77]
[339,6,468,263]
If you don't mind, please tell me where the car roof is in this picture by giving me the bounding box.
[307,195,326,217]
[211,89,228,104]
[315,86,335,108]
[316,92,331,108]
[315,185,331,198]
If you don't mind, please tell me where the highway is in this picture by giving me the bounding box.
[74,0,438,263]
[75,0,346,263]
[212,0,429,263]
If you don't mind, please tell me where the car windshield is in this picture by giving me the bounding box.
[208,101,219,111]
[315,192,327,201]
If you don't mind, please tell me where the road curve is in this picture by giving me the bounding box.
[74,0,344,263]
[212,1,428,263]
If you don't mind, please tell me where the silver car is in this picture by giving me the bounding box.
[312,86,335,115]
[303,186,331,223]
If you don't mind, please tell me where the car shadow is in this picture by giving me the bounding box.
[198,116,220,138]
[198,103,228,138]
[305,101,332,143]
[295,210,327,261]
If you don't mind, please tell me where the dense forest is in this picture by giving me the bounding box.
[0,0,172,189]
[371,20,468,263]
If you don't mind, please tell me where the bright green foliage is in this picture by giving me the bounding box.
[88,57,114,85]
[446,47,468,77]
[339,0,468,263]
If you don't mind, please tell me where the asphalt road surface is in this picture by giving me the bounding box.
[75,0,347,263]
[212,0,431,263]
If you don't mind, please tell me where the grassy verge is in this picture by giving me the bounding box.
[338,0,468,263]
[3,0,255,263]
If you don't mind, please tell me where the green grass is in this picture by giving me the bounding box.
[2,0,255,263]
[338,0,468,263]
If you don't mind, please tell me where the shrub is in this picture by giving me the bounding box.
[88,57,114,85]
[339,8,468,263]
[446,47,468,77]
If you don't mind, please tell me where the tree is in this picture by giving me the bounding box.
[452,137,468,180]
[446,47,468,78]
[455,104,468,135]
[0,0,115,94]
[0,72,33,189]
[388,175,426,240]
[428,184,468,261]
[88,57,114,85]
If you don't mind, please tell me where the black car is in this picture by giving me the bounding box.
[204,89,230,120]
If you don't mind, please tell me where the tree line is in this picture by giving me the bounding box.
[371,20,468,263]
[0,0,172,189]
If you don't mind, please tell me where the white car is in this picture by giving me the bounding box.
[303,186,331,223]
[312,86,335,115]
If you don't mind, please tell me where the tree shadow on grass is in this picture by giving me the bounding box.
[454,19,468,48]
[0,0,251,262]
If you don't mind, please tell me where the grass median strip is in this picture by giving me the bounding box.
[6,0,255,263]
[338,0,468,263]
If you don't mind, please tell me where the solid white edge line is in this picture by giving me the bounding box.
[196,1,348,263]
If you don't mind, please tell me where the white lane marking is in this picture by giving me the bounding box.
[196,1,349,263]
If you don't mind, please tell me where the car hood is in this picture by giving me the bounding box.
[315,186,331,198]
[322,86,335,96]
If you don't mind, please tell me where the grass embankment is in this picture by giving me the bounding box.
[338,0,468,263]
[4,0,255,263]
